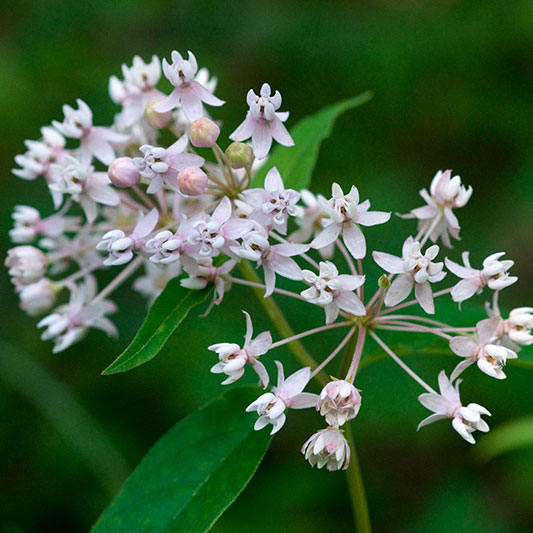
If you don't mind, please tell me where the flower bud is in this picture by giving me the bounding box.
[5,246,47,284]
[378,274,391,290]
[189,117,220,148]
[18,278,57,316]
[144,99,173,129]
[108,157,140,188]
[301,428,350,471]
[317,380,361,426]
[225,142,254,169]
[177,166,208,196]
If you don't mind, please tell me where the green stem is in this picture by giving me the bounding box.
[238,260,328,387]
[345,422,372,533]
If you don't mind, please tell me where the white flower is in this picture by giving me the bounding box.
[506,307,533,346]
[209,311,271,386]
[418,371,490,444]
[17,278,57,316]
[317,380,362,427]
[301,261,365,324]
[445,251,517,303]
[5,246,47,284]
[373,236,446,314]
[246,361,318,435]
[450,317,518,380]
[301,427,350,471]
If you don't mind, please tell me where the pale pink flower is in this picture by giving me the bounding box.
[317,380,362,427]
[301,427,350,471]
[301,261,365,324]
[445,252,517,303]
[401,170,472,248]
[417,371,490,444]
[505,307,533,346]
[246,361,318,435]
[312,183,390,259]
[289,189,327,247]
[152,51,225,121]
[17,278,57,316]
[189,117,220,148]
[209,311,271,387]
[230,83,294,159]
[5,246,47,285]
[52,99,128,165]
[9,206,69,243]
[108,157,140,188]
[450,317,518,380]
[373,236,446,314]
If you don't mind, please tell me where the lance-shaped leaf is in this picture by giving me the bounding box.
[252,91,373,190]
[102,276,212,375]
[91,387,272,533]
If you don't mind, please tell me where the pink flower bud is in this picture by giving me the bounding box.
[144,99,173,129]
[5,246,47,284]
[177,166,208,196]
[317,380,361,426]
[18,278,57,316]
[225,142,253,169]
[108,157,140,188]
[189,117,220,148]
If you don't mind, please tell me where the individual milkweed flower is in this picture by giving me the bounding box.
[107,157,140,188]
[9,206,67,243]
[445,252,517,303]
[17,278,58,316]
[96,208,159,266]
[246,361,318,435]
[52,99,129,165]
[240,167,302,235]
[312,183,390,260]
[209,311,271,387]
[5,246,47,285]
[373,236,446,314]
[132,135,205,194]
[229,83,294,159]
[450,317,518,380]
[301,261,365,324]
[301,427,350,471]
[48,156,120,223]
[417,370,490,444]
[289,189,327,247]
[152,51,225,121]
[401,169,473,248]
[317,379,362,427]
[37,277,117,354]
[505,307,533,346]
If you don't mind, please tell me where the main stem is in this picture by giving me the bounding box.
[345,421,372,533]
[238,260,328,387]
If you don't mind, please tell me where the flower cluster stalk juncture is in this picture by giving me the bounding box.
[6,49,532,531]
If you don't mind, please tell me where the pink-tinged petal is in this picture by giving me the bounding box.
[211,196,232,224]
[384,274,413,307]
[437,370,458,400]
[263,264,276,297]
[252,122,273,160]
[79,195,97,223]
[230,115,255,142]
[170,153,205,172]
[264,166,284,193]
[417,413,447,430]
[444,207,460,232]
[415,282,434,314]
[146,175,164,194]
[152,89,181,113]
[223,218,253,240]
[166,134,188,157]
[190,80,225,106]
[180,87,204,122]
[355,210,391,227]
[269,255,302,281]
[372,251,404,274]
[133,208,159,238]
[270,117,294,147]
[412,204,437,219]
[449,336,478,358]
[242,188,269,206]
[248,331,272,357]
[338,274,365,291]
[280,367,311,398]
[418,392,451,415]
[450,358,475,381]
[311,223,341,250]
[249,358,269,388]
[343,222,366,259]
[401,236,415,258]
[451,278,482,303]
[87,137,116,165]
[287,392,319,409]
[87,173,120,206]
[445,257,475,279]
[324,302,340,324]
[273,242,310,257]
[275,360,285,389]
[476,316,501,344]
[276,111,289,122]
[335,291,366,316]
[243,310,253,346]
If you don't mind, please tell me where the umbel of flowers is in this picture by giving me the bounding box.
[7,50,531,472]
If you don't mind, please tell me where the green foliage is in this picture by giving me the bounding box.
[102,276,213,375]
[91,387,271,533]
[251,92,373,190]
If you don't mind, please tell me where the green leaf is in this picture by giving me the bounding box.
[91,387,271,533]
[251,91,373,190]
[475,416,533,462]
[102,276,213,375]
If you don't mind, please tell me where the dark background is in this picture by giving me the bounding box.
[1,1,532,531]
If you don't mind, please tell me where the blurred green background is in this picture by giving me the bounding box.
[1,0,532,531]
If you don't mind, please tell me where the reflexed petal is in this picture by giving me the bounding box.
[343,222,366,259]
[384,274,413,307]
[415,282,434,314]
[449,336,478,357]
[311,223,341,250]
[372,251,405,274]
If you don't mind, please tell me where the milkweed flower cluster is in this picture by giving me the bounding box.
[6,50,531,471]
